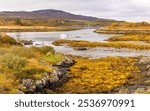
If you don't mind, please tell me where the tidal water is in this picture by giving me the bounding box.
[7,29,150,58]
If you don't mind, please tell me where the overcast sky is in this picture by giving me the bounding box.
[0,0,150,22]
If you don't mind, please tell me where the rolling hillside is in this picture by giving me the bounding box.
[0,9,114,21]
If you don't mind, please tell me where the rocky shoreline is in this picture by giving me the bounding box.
[19,57,75,94]
[18,56,150,94]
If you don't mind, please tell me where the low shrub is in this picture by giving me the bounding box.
[0,74,20,94]
[15,68,44,80]
[39,46,55,55]
[0,33,18,45]
[10,46,36,58]
[0,54,27,71]
[0,49,7,56]
[15,59,52,80]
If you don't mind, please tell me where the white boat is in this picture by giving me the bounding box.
[33,42,44,47]
[75,35,81,38]
[60,33,68,39]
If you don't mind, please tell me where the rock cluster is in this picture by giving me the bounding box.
[73,47,89,50]
[20,57,75,94]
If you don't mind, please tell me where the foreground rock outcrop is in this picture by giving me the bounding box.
[113,57,150,94]
[20,57,75,94]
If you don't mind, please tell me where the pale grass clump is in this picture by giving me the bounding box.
[0,53,27,71]
[10,46,36,58]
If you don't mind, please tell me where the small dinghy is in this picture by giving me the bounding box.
[75,35,81,38]
[60,33,68,39]
[33,42,44,47]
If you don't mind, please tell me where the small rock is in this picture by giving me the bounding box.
[74,47,88,50]
[36,80,44,89]
[53,57,75,68]
[146,71,150,76]
[139,57,150,64]
[52,69,63,77]
[134,88,145,94]
[137,57,150,72]
[22,79,36,93]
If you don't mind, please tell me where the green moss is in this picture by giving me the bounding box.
[41,54,64,64]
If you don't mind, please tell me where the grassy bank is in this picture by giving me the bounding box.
[0,46,64,93]
[0,34,65,93]
[0,26,80,32]
[0,33,20,46]
[95,22,150,34]
[95,28,150,34]
[56,56,142,93]
[107,35,150,43]
[52,39,150,50]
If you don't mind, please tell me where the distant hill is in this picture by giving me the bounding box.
[0,9,114,21]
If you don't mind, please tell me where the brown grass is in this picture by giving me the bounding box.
[52,39,150,50]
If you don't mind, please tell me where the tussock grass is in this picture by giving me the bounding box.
[107,35,150,43]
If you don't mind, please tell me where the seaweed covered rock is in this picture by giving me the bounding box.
[74,47,89,50]
[49,57,75,90]
[53,57,75,68]
[22,79,36,93]
[52,68,68,79]
[114,57,150,94]
[56,57,141,94]
[137,57,150,74]
[35,75,50,90]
